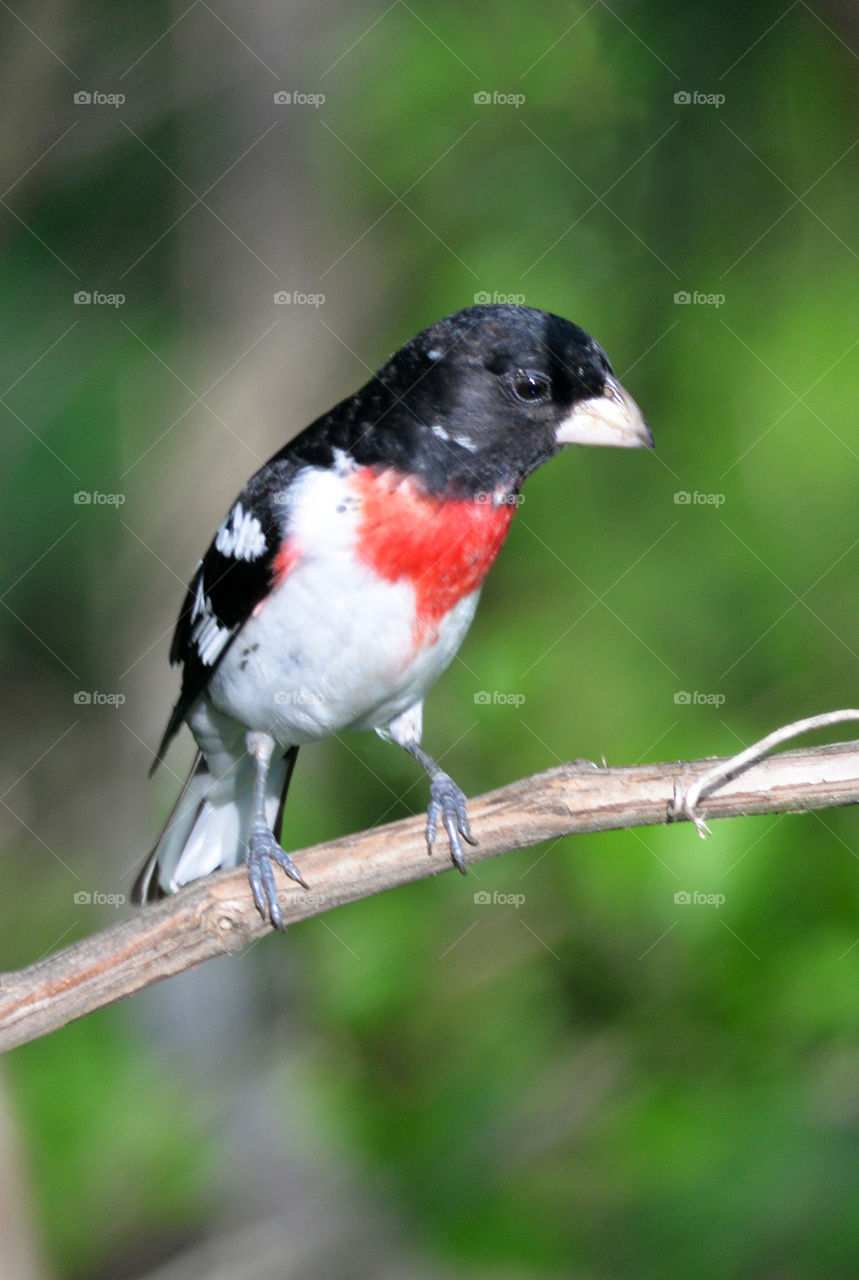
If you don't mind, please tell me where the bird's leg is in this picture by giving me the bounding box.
[401,740,476,874]
[245,731,308,930]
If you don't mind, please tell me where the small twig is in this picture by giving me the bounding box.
[3,737,859,1052]
[672,710,859,836]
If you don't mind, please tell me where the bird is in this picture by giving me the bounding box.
[134,303,652,929]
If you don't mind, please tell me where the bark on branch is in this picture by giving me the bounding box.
[3,737,859,1053]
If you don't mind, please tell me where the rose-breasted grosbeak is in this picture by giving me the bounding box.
[134,304,652,928]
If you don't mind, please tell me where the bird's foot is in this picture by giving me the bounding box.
[247,823,309,931]
[426,771,477,873]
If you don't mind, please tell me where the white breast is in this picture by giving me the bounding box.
[207,465,480,747]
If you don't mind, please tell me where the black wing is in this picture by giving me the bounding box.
[150,365,395,772]
[150,455,300,771]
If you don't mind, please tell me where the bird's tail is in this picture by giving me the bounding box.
[133,747,295,904]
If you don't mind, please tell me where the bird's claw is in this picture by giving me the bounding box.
[426,772,476,873]
[247,823,309,931]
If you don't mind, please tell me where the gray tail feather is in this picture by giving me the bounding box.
[135,747,297,904]
[134,751,206,903]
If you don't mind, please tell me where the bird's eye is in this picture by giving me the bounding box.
[510,371,551,403]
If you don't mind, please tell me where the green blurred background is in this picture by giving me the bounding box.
[3,1,859,1276]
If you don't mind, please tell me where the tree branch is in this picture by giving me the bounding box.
[3,737,859,1053]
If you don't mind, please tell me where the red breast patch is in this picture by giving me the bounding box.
[272,540,301,586]
[351,468,516,642]
[260,540,302,614]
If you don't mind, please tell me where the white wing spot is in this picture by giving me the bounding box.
[215,503,267,561]
[191,599,232,666]
[190,574,206,623]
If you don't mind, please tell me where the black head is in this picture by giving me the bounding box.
[293,305,652,498]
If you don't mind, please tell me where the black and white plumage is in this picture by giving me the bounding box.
[136,304,652,928]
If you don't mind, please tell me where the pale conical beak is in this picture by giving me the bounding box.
[555,375,653,449]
